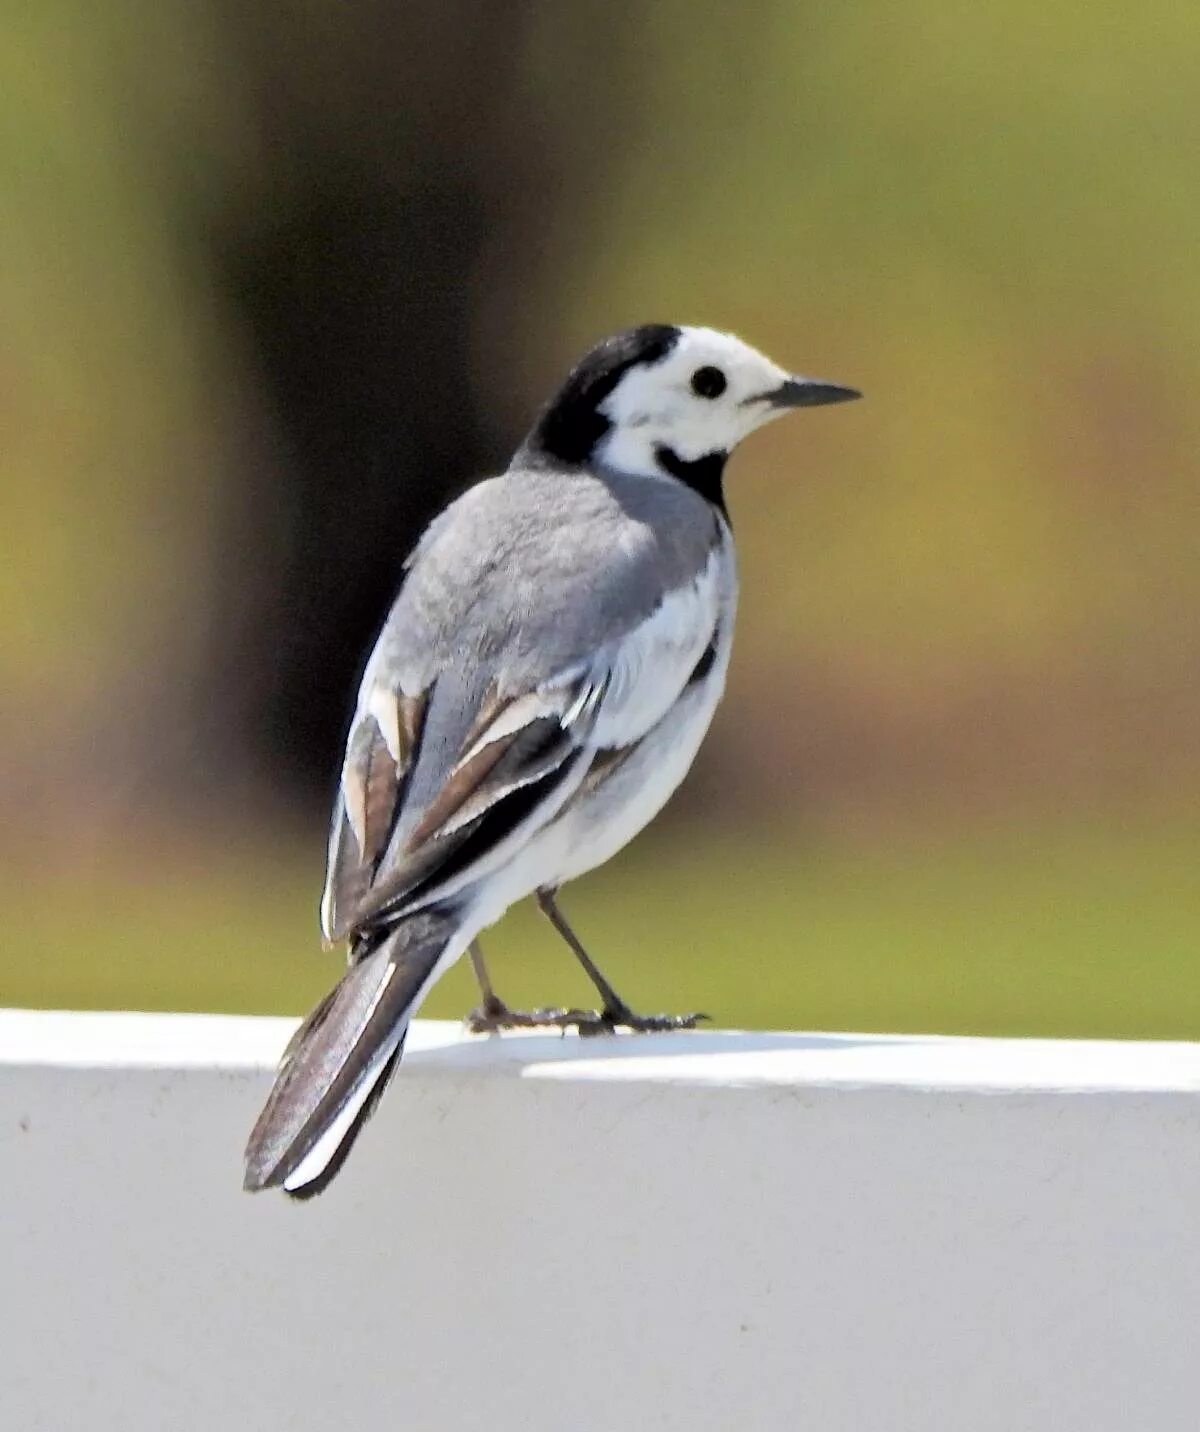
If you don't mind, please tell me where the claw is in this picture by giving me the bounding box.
[595,1005,710,1036]
[464,1000,709,1037]
[465,1003,600,1035]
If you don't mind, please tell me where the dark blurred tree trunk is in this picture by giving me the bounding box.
[212,167,495,800]
[193,3,529,810]
[191,0,666,818]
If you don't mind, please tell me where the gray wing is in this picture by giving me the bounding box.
[321,466,724,943]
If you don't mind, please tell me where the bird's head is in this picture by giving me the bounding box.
[520,324,859,497]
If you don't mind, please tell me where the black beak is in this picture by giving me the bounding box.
[767,376,861,409]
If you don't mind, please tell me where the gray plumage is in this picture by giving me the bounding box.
[376,466,721,696]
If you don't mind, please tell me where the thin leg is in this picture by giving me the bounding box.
[535,888,708,1034]
[464,936,599,1036]
[536,889,625,1010]
[467,939,501,1011]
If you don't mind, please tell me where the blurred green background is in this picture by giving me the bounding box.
[3,1,1198,1038]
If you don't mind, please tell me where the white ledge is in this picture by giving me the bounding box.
[4,1007,1200,1432]
[4,1006,1199,1092]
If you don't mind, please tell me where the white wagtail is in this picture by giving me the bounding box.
[244,324,858,1197]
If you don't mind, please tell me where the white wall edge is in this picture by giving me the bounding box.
[6,1006,1200,1431]
[2,1005,1198,1093]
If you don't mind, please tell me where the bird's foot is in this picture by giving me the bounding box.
[465,998,600,1035]
[465,997,708,1038]
[594,1002,710,1036]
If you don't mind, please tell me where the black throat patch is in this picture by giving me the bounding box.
[654,445,729,514]
[526,324,680,466]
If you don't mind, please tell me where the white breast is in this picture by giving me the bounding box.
[464,518,738,927]
[553,536,729,752]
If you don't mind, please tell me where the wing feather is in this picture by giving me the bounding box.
[405,723,523,849]
[323,675,599,939]
[341,717,399,863]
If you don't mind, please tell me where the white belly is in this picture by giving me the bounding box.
[462,524,737,932]
[547,664,728,884]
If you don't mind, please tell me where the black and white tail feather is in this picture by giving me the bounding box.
[243,911,455,1197]
[243,323,858,1197]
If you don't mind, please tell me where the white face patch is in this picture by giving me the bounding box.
[596,327,792,479]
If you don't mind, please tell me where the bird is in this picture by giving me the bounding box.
[243,323,859,1197]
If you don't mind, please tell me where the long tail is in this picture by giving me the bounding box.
[244,908,460,1199]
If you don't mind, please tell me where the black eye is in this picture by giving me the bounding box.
[690,365,727,399]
